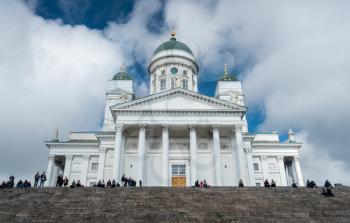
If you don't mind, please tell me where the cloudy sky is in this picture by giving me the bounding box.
[0,0,349,185]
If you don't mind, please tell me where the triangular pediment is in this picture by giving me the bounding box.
[111,88,246,112]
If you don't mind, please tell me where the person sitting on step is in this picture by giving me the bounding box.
[292,182,298,188]
[264,179,270,187]
[106,180,112,188]
[70,180,76,188]
[271,180,276,187]
[238,179,244,187]
[194,180,199,187]
[111,180,116,188]
[76,180,81,187]
[203,180,209,188]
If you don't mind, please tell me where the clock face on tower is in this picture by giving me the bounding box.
[170,67,178,75]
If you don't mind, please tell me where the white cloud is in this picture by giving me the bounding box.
[0,0,123,179]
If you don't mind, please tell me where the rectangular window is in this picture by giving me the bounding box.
[161,69,165,75]
[160,79,166,90]
[253,163,259,171]
[183,70,187,75]
[172,165,186,176]
[91,163,98,171]
[182,79,188,90]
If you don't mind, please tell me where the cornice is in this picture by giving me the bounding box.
[111,88,247,112]
[251,142,302,150]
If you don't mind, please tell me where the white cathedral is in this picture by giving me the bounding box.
[45,32,304,187]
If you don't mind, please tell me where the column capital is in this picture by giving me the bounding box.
[99,148,107,153]
[48,154,55,160]
[244,147,253,154]
[65,154,74,161]
[189,124,197,131]
[161,124,170,133]
[115,123,124,132]
[294,156,301,161]
[138,123,147,131]
[211,124,220,132]
[260,155,268,162]
[82,154,90,160]
[277,155,285,161]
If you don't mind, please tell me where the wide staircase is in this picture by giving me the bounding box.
[0,187,349,222]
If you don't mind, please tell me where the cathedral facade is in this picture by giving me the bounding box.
[45,32,304,187]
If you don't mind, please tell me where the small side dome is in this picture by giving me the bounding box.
[219,64,237,81]
[112,63,133,80]
[153,30,193,56]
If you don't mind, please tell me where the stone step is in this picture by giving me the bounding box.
[0,187,349,222]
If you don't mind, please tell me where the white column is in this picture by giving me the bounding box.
[97,148,107,181]
[161,124,169,186]
[81,154,90,186]
[113,124,124,181]
[234,125,247,184]
[138,124,147,184]
[50,163,59,186]
[189,125,198,186]
[63,155,73,180]
[277,156,288,186]
[45,155,55,186]
[294,156,304,186]
[245,148,255,186]
[212,125,223,186]
[261,156,269,181]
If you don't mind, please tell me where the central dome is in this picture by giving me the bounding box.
[153,36,193,56]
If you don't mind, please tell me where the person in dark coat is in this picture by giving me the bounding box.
[139,180,142,187]
[106,180,112,188]
[39,172,46,187]
[264,179,270,187]
[111,180,116,188]
[324,180,333,189]
[70,180,76,188]
[271,180,276,187]
[292,182,298,188]
[76,180,81,187]
[194,180,199,187]
[34,172,40,187]
[238,179,244,187]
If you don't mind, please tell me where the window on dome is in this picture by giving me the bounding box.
[160,79,166,90]
[161,69,165,75]
[183,70,187,76]
[182,79,188,90]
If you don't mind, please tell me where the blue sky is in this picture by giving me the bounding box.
[1,0,350,184]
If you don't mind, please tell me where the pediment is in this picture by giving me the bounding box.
[111,88,246,112]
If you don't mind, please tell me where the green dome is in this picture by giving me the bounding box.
[153,37,193,56]
[219,65,237,81]
[112,71,132,80]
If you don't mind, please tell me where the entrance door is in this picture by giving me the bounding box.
[171,164,186,187]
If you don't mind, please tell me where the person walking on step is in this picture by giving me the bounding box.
[39,172,46,187]
[63,177,69,187]
[139,180,142,187]
[324,179,333,189]
[34,172,40,187]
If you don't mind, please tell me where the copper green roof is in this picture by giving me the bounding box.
[219,64,237,81]
[153,37,193,56]
[112,71,132,80]
[112,63,132,80]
